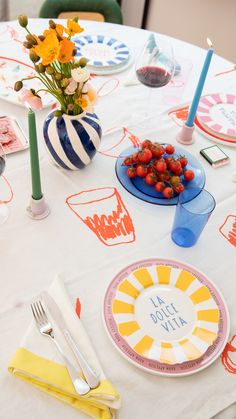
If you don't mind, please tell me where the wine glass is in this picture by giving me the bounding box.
[135,33,175,117]
[0,143,9,224]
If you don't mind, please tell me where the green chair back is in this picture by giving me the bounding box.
[39,0,123,24]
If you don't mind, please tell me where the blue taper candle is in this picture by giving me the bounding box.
[186,38,214,127]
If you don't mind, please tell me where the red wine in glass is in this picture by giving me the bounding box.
[136,66,171,88]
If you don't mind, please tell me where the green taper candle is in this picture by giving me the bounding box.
[28,109,42,200]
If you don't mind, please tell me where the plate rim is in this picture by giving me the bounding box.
[0,56,54,109]
[103,257,230,377]
[0,113,29,154]
[195,115,236,147]
[198,93,236,138]
[88,53,134,76]
[73,34,130,68]
[115,145,206,206]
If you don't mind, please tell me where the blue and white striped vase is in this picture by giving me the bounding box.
[43,111,102,170]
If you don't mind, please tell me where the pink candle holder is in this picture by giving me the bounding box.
[176,123,195,145]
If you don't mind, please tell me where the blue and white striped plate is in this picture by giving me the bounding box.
[73,35,130,68]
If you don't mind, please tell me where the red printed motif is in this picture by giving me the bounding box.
[219,215,236,247]
[98,127,141,158]
[66,187,136,246]
[75,298,81,318]
[168,105,190,127]
[0,176,13,204]
[221,334,236,374]
[214,65,236,77]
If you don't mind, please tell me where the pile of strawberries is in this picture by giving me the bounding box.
[123,140,195,199]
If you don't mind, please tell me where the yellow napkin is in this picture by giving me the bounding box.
[8,276,121,419]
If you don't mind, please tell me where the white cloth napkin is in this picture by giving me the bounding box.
[8,276,121,419]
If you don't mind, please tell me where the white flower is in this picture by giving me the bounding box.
[64,78,77,95]
[71,67,90,83]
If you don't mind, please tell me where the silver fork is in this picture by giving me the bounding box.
[31,300,90,395]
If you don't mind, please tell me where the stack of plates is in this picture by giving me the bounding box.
[73,34,132,75]
[196,93,236,147]
[103,258,230,376]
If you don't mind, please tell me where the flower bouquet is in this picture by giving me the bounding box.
[14,15,97,115]
[14,15,102,170]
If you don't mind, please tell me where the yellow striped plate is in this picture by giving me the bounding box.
[104,259,225,367]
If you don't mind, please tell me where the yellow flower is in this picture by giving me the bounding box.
[65,19,84,36]
[58,38,75,63]
[35,33,59,65]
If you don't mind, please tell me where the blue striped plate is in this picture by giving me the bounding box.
[73,35,130,68]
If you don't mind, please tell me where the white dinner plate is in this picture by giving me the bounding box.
[88,53,134,75]
[73,34,130,68]
[197,93,236,139]
[103,258,230,376]
[0,56,54,108]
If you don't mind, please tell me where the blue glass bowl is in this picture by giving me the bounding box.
[115,145,206,206]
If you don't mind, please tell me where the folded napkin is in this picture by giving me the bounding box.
[8,276,121,419]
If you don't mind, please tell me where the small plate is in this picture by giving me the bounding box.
[0,57,54,108]
[88,54,134,76]
[115,145,205,205]
[103,258,230,376]
[197,93,236,139]
[0,115,28,154]
[74,35,129,68]
[195,115,236,147]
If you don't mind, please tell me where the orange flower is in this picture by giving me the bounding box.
[75,96,88,109]
[65,19,84,36]
[43,24,65,38]
[58,38,75,63]
[35,33,59,65]
[87,88,97,105]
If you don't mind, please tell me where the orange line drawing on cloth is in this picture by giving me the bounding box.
[219,215,236,247]
[0,176,14,204]
[2,25,28,53]
[0,25,19,44]
[97,78,119,97]
[66,187,136,246]
[75,298,81,318]
[221,334,236,374]
[168,105,190,127]
[98,127,142,158]
[214,65,236,77]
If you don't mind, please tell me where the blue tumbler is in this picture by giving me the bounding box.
[171,187,216,247]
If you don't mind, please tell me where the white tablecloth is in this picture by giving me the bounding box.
[1,19,236,419]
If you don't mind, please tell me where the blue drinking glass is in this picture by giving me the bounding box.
[171,187,216,247]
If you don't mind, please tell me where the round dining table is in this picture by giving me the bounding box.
[1,18,236,419]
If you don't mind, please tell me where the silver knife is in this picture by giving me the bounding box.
[41,291,100,389]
